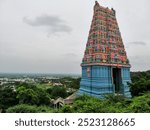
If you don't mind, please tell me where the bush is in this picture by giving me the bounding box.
[6,104,39,113]
[59,93,150,113]
[126,92,150,113]
[105,94,126,103]
[129,79,150,97]
[6,104,53,113]
[59,105,74,113]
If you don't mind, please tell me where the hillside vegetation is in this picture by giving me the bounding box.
[0,71,150,113]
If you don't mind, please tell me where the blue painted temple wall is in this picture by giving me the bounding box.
[78,66,131,98]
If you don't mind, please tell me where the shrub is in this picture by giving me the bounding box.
[6,104,53,113]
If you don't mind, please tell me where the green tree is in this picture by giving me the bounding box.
[36,88,50,105]
[16,84,51,106]
[129,78,150,97]
[51,86,67,99]
[69,78,81,89]
[16,86,39,105]
[0,86,18,112]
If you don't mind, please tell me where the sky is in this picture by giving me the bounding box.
[0,0,150,74]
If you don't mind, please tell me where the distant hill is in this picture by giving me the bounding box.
[131,70,150,81]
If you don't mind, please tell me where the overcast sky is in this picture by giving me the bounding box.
[0,0,150,74]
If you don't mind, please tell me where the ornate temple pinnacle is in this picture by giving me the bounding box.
[82,1,130,67]
[95,1,98,4]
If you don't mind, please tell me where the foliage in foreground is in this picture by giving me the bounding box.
[58,93,150,113]
[130,70,150,97]
[5,92,150,113]
[6,104,53,113]
[0,82,69,112]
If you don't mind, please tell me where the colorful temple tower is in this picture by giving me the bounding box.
[78,1,131,98]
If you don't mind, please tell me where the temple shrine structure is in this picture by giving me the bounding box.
[78,1,131,98]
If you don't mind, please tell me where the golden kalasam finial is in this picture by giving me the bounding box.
[95,1,98,4]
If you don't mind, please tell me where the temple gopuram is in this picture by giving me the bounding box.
[78,1,131,98]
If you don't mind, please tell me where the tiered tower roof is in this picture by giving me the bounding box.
[82,1,130,67]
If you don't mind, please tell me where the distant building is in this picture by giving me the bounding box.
[53,83,63,86]
[78,1,131,98]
